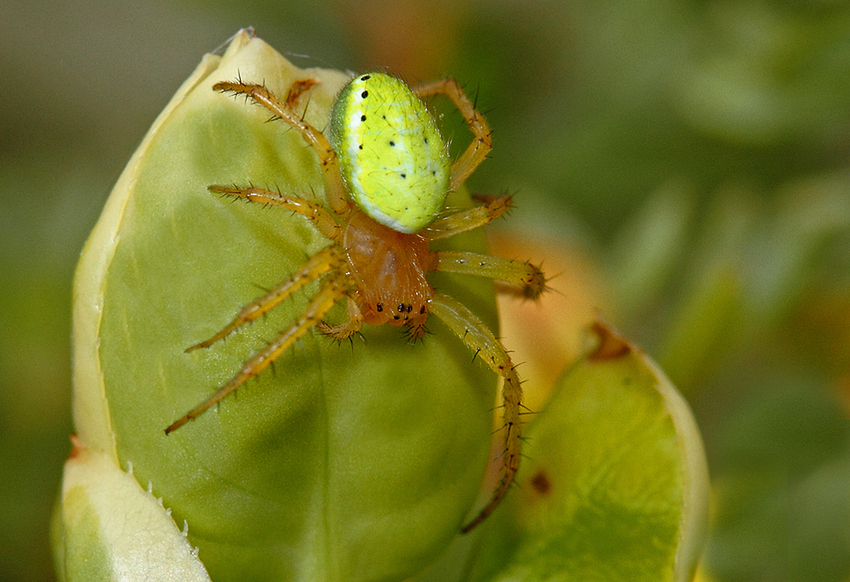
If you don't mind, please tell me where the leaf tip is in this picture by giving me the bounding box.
[588,320,632,361]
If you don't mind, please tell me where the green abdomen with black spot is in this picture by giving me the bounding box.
[329,72,451,234]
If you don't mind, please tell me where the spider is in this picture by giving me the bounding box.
[165,71,547,533]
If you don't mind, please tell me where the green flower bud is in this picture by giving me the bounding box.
[425,323,710,582]
[56,30,496,582]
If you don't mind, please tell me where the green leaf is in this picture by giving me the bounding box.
[61,30,499,581]
[51,439,211,582]
[459,323,709,582]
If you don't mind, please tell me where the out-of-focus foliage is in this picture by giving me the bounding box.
[2,0,848,580]
[418,325,710,582]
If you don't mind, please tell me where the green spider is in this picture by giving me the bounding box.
[165,71,547,532]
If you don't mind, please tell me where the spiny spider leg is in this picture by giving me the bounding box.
[424,194,513,240]
[433,252,546,300]
[212,80,349,215]
[167,271,351,435]
[209,185,343,242]
[428,294,522,534]
[185,245,345,352]
[412,78,492,192]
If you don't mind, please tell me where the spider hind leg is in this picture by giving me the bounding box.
[212,80,349,215]
[424,194,513,241]
[208,185,343,242]
[412,78,492,192]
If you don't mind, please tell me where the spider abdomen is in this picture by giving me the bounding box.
[330,72,451,234]
[343,212,434,327]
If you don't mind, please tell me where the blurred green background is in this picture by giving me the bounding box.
[2,1,848,580]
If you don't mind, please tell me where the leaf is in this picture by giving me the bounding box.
[462,323,709,582]
[51,438,211,582]
[61,29,499,581]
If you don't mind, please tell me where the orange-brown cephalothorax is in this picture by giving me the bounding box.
[343,212,435,328]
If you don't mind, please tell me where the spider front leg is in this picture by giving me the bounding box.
[413,78,493,191]
[434,251,547,300]
[167,271,351,435]
[185,245,345,352]
[212,80,349,215]
[428,294,523,533]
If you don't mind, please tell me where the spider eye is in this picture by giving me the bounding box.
[329,72,451,234]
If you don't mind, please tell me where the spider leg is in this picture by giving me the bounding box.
[428,293,522,533]
[186,246,345,352]
[317,296,365,339]
[167,271,351,435]
[433,252,547,300]
[213,80,349,215]
[412,78,492,191]
[209,185,343,242]
[424,194,513,240]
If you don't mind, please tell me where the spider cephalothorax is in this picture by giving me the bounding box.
[338,212,434,334]
[165,71,546,532]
